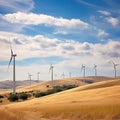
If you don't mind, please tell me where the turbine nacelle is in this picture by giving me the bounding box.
[49,64,53,72]
[112,61,119,68]
[94,64,97,68]
[81,64,85,72]
[12,54,17,57]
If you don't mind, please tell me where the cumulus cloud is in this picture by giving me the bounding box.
[106,17,119,26]
[2,12,89,30]
[98,10,111,16]
[0,31,119,62]
[93,40,120,58]
[0,31,120,80]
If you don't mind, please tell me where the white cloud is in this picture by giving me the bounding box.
[0,0,34,13]
[2,12,89,29]
[0,31,119,61]
[97,29,108,37]
[0,31,120,80]
[98,10,111,16]
[106,17,119,26]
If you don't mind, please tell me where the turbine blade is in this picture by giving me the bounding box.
[8,48,14,67]
[111,61,115,65]
[8,56,13,68]
[11,49,13,56]
[9,38,14,55]
[49,66,52,73]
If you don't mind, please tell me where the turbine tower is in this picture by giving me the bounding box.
[8,45,17,94]
[81,64,85,78]
[94,64,97,78]
[49,64,54,88]
[37,72,40,82]
[28,73,32,85]
[62,72,65,79]
[69,72,71,78]
[112,61,119,78]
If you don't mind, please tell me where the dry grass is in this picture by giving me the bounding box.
[0,108,24,120]
[0,77,120,120]
[1,104,120,120]
[40,105,120,120]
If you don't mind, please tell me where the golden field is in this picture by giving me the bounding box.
[0,76,120,120]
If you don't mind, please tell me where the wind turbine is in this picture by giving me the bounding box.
[62,72,65,79]
[37,72,40,82]
[28,73,32,85]
[112,61,119,78]
[94,64,97,78]
[69,72,71,78]
[81,64,85,78]
[49,64,54,88]
[8,42,17,94]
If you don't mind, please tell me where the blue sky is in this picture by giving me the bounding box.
[0,0,120,81]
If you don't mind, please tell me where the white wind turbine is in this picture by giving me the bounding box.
[112,61,119,78]
[37,72,40,82]
[28,73,32,85]
[81,64,85,78]
[49,64,54,88]
[94,64,97,78]
[8,41,17,94]
[62,72,65,79]
[69,72,71,78]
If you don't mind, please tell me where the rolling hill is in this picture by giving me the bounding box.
[0,76,114,94]
[0,77,120,120]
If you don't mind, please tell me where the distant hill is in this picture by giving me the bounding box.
[0,76,118,94]
[17,76,117,92]
[0,80,41,89]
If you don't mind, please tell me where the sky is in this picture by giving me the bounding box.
[0,0,120,81]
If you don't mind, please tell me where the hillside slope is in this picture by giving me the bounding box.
[0,76,115,94]
[0,78,120,120]
[10,76,116,92]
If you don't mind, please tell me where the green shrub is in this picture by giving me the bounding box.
[34,92,46,98]
[34,85,77,98]
[0,95,4,99]
[8,94,18,102]
[45,89,55,95]
[54,84,77,90]
[45,88,62,95]
[0,100,2,103]
[62,84,76,90]
[19,93,28,100]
